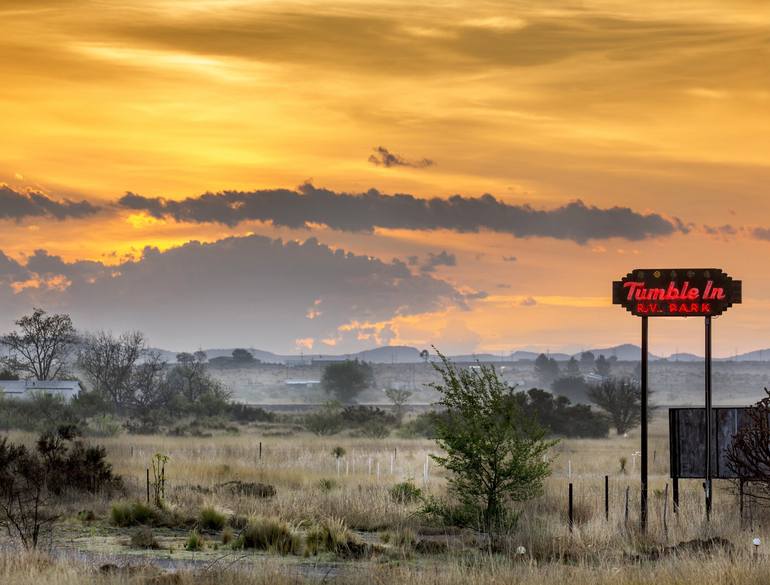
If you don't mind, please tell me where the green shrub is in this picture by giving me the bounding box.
[185,530,205,551]
[199,506,226,531]
[77,509,96,522]
[389,481,422,504]
[317,478,338,492]
[237,517,302,555]
[420,496,519,532]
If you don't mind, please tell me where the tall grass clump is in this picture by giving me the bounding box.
[110,501,156,527]
[236,517,302,555]
[199,506,227,531]
[305,516,364,557]
[185,530,205,551]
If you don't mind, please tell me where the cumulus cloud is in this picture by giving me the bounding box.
[0,234,464,352]
[0,186,100,221]
[368,146,434,169]
[117,183,684,243]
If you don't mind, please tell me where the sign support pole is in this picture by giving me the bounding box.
[705,315,712,521]
[640,315,648,532]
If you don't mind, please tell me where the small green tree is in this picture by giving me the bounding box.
[321,360,373,404]
[565,357,581,377]
[534,353,560,387]
[430,353,556,533]
[594,355,612,377]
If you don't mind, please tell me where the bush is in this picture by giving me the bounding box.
[185,530,205,551]
[237,517,302,555]
[304,403,344,436]
[227,403,275,423]
[389,481,423,504]
[397,411,445,438]
[36,426,121,494]
[130,527,159,549]
[514,388,609,438]
[199,506,226,531]
[420,495,519,532]
[317,478,338,492]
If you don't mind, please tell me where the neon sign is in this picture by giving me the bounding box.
[613,269,741,317]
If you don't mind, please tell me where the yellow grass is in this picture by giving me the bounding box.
[2,413,768,583]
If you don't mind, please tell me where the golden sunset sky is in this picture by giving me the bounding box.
[1,0,770,355]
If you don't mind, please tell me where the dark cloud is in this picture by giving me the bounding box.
[502,255,517,262]
[0,234,463,352]
[368,146,434,169]
[752,227,770,241]
[117,184,684,244]
[520,296,537,307]
[703,224,737,237]
[420,250,456,273]
[0,186,100,221]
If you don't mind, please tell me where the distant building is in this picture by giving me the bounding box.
[285,379,321,388]
[0,380,82,402]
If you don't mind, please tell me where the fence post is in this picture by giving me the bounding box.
[568,483,574,532]
[146,468,150,503]
[605,475,609,521]
[672,477,679,514]
[259,441,262,460]
[624,486,630,526]
[663,483,669,538]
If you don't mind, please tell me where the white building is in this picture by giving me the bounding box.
[0,380,82,402]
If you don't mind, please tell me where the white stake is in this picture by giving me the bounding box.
[390,454,394,475]
[368,457,372,475]
[377,462,380,481]
[337,459,341,476]
[346,460,349,476]
[568,459,572,478]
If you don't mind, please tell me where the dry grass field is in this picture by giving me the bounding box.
[1,413,768,584]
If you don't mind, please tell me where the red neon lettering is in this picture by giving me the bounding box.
[627,281,702,302]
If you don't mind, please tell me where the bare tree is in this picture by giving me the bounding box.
[2,308,77,380]
[726,389,770,498]
[587,377,644,435]
[384,387,412,423]
[131,351,172,416]
[77,330,146,413]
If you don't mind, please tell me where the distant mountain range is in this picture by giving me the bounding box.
[152,343,770,364]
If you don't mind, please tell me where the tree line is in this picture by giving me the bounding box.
[0,308,235,431]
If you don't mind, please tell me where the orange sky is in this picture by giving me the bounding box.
[2,0,770,355]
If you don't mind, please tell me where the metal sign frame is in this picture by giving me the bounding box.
[612,268,742,530]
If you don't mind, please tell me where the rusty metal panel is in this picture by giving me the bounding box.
[670,407,748,479]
